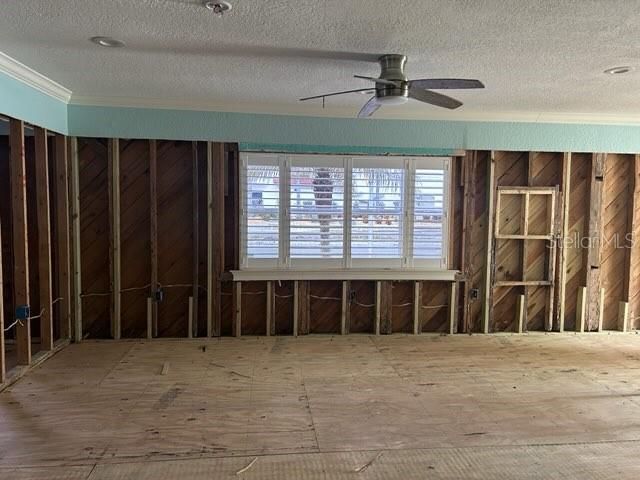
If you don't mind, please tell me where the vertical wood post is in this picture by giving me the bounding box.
[232,282,241,337]
[54,135,71,340]
[146,297,152,340]
[149,140,158,338]
[210,142,225,337]
[35,127,53,351]
[266,281,274,336]
[545,187,560,331]
[10,119,31,364]
[448,282,458,335]
[461,152,477,333]
[374,281,381,335]
[597,287,605,332]
[482,152,496,334]
[341,280,350,335]
[293,281,299,337]
[585,153,605,331]
[576,286,587,333]
[70,137,82,342]
[624,155,640,329]
[0,224,5,383]
[296,280,310,335]
[516,294,526,334]
[557,153,571,332]
[378,281,393,335]
[618,301,629,333]
[413,281,421,335]
[107,139,121,340]
[191,142,199,338]
[187,296,194,339]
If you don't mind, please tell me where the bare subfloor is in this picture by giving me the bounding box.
[2,334,640,479]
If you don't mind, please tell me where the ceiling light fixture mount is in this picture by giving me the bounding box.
[90,36,124,48]
[604,66,633,75]
[204,1,232,17]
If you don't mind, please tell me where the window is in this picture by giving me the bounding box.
[351,159,405,268]
[240,153,449,270]
[290,156,344,266]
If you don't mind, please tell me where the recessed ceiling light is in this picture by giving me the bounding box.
[604,66,633,75]
[204,1,232,16]
[90,36,125,48]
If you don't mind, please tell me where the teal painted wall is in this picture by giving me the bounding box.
[67,104,640,153]
[0,72,68,134]
[1,71,639,153]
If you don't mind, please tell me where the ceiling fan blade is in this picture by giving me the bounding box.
[409,78,484,90]
[299,88,375,102]
[354,75,398,87]
[357,96,381,118]
[408,87,462,109]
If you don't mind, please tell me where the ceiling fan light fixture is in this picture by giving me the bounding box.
[604,66,633,75]
[90,36,124,48]
[376,95,408,106]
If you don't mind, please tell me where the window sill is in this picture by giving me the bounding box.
[230,269,458,282]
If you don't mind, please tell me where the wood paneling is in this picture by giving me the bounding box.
[309,281,341,334]
[241,281,267,335]
[78,138,110,339]
[563,153,590,331]
[0,136,13,339]
[420,281,448,332]
[601,154,632,330]
[391,281,413,333]
[119,140,150,338]
[349,280,374,333]
[274,281,294,335]
[53,135,71,340]
[157,141,192,337]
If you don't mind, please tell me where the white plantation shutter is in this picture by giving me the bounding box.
[351,158,405,268]
[240,153,449,271]
[412,158,449,268]
[289,156,344,267]
[240,153,280,268]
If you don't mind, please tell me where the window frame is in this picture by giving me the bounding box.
[239,152,451,271]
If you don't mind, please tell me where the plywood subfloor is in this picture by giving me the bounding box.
[2,334,640,478]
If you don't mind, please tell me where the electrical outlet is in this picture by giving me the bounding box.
[470,288,479,300]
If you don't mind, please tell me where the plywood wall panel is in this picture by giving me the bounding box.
[78,138,110,339]
[420,281,448,332]
[309,281,341,333]
[563,153,591,331]
[391,281,413,333]
[468,152,488,332]
[601,154,632,330]
[349,280,374,333]
[241,281,267,335]
[274,281,294,335]
[156,141,192,337]
[119,140,150,338]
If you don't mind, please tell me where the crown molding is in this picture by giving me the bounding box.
[0,51,72,103]
[69,93,640,125]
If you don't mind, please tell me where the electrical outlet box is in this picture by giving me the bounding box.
[154,288,164,303]
[16,304,30,320]
[470,289,480,300]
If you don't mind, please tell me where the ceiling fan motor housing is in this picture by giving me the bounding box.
[377,54,409,104]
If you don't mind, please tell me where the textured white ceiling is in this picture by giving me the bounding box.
[2,0,640,120]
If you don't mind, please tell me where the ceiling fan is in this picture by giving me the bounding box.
[300,54,484,117]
